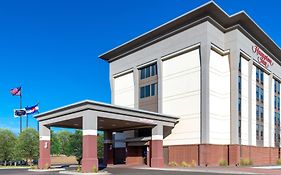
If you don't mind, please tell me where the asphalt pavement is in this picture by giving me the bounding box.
[0,167,261,175]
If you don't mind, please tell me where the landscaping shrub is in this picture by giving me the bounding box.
[240,158,253,166]
[218,159,228,166]
[191,160,196,167]
[169,161,178,167]
[180,161,190,167]
[76,165,81,172]
[92,165,98,173]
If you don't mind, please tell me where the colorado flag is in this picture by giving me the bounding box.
[25,104,39,114]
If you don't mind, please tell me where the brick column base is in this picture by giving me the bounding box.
[38,140,51,169]
[82,158,98,172]
[82,135,98,172]
[150,140,164,168]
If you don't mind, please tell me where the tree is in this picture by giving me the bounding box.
[15,128,39,165]
[0,129,16,165]
[57,130,71,155]
[97,133,104,159]
[51,130,60,155]
[68,130,82,164]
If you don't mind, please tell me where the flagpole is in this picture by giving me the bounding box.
[26,114,28,128]
[20,93,22,133]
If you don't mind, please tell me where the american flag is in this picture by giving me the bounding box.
[10,87,21,96]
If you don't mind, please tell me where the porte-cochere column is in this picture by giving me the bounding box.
[38,124,51,169]
[82,111,98,173]
[150,124,164,167]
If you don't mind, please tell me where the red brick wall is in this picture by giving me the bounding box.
[229,145,240,166]
[241,145,250,159]
[199,144,228,166]
[167,144,281,166]
[271,148,279,164]
[168,145,198,165]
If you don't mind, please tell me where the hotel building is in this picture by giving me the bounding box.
[36,2,281,172]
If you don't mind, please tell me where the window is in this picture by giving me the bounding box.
[140,86,145,98]
[274,79,281,147]
[238,120,241,138]
[256,105,259,120]
[260,106,264,121]
[260,71,264,84]
[151,83,156,96]
[238,76,242,93]
[140,64,157,80]
[140,85,150,98]
[145,67,150,79]
[277,97,280,110]
[256,124,259,140]
[145,85,150,97]
[260,125,264,140]
[151,64,157,76]
[239,58,241,71]
[140,83,157,99]
[256,69,259,81]
[238,98,241,114]
[260,88,264,103]
[256,86,259,101]
[140,69,145,79]
[275,80,277,93]
[277,82,280,94]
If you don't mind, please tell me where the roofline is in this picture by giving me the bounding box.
[98,1,215,59]
[35,100,179,120]
[99,1,280,63]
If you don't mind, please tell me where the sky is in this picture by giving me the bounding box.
[0,0,280,134]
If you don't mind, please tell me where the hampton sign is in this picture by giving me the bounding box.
[252,45,273,68]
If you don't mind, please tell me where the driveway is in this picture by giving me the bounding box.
[0,167,261,175]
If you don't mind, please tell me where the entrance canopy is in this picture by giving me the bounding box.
[35,100,178,130]
[35,100,178,172]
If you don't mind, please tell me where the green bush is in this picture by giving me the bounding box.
[240,158,253,166]
[219,159,228,166]
[277,159,281,165]
[169,161,178,167]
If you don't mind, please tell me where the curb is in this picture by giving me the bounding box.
[134,167,259,175]
[59,171,111,175]
[0,167,30,170]
[28,168,66,172]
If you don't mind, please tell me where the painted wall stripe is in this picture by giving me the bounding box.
[83,129,97,136]
[152,135,163,140]
[40,136,51,141]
